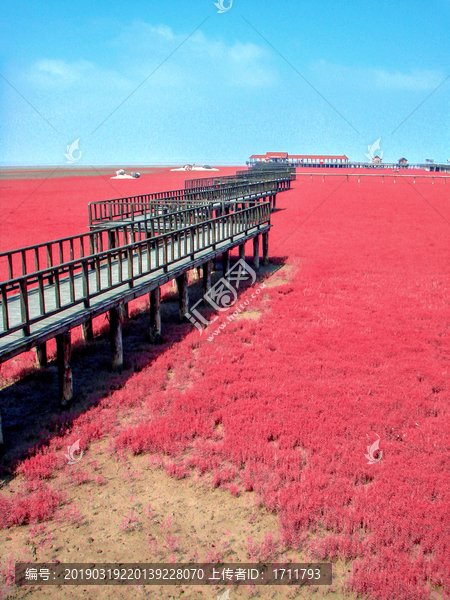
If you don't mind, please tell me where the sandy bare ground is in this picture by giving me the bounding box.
[1,437,354,600]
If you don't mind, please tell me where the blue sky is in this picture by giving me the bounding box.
[1,0,449,166]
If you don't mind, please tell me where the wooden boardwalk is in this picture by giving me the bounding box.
[0,202,272,407]
[1,212,268,358]
[0,166,294,437]
[88,177,288,229]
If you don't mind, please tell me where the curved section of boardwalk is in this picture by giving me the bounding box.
[0,165,294,422]
[88,176,289,229]
[0,204,270,361]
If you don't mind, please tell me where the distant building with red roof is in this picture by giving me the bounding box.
[266,152,288,161]
[248,152,349,166]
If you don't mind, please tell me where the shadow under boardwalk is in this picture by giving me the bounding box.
[0,258,286,478]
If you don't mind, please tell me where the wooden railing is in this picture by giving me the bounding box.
[0,202,271,340]
[88,179,278,229]
[184,169,294,190]
[0,205,217,286]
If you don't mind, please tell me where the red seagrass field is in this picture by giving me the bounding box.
[0,168,449,600]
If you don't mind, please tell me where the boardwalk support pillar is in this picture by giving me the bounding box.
[149,287,163,344]
[177,273,189,322]
[110,304,124,370]
[35,342,47,368]
[82,317,94,343]
[203,260,212,298]
[222,250,230,279]
[0,411,3,453]
[56,332,72,406]
[273,195,277,211]
[262,232,269,266]
[253,235,260,270]
[239,243,245,263]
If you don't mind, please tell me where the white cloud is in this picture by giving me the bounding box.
[309,59,445,92]
[228,41,265,64]
[148,24,175,40]
[108,20,277,89]
[23,21,277,96]
[27,58,130,91]
[372,68,444,91]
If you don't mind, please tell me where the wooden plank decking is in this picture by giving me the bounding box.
[0,166,291,428]
[0,205,271,364]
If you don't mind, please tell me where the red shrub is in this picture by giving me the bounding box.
[2,170,450,599]
[16,451,61,480]
[0,483,63,528]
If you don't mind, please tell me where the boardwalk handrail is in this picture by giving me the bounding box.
[0,204,222,285]
[88,179,280,229]
[185,168,294,190]
[0,202,271,340]
[89,174,284,224]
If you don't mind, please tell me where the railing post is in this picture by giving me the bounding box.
[149,287,163,344]
[56,331,72,406]
[19,280,30,336]
[1,285,9,333]
[82,261,90,308]
[163,237,168,270]
[127,244,134,287]
[46,244,54,284]
[90,233,97,271]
